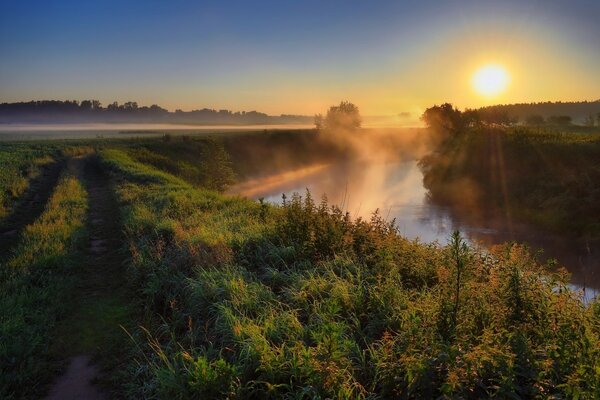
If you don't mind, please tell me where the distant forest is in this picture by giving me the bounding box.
[0,100,312,125]
[478,100,600,125]
[2,99,600,126]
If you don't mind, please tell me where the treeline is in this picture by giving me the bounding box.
[420,100,600,238]
[422,102,600,133]
[478,100,600,126]
[0,100,312,125]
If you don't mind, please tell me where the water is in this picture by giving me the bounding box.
[229,159,599,303]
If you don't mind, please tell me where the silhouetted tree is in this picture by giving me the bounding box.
[322,101,361,131]
[462,109,481,128]
[123,101,138,110]
[314,113,324,129]
[421,103,464,134]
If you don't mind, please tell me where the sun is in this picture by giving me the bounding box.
[472,65,509,97]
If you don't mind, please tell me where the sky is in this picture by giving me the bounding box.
[1,0,600,115]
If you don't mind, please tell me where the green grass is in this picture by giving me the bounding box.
[0,143,58,219]
[420,126,600,238]
[0,172,88,399]
[1,133,599,398]
[101,145,600,399]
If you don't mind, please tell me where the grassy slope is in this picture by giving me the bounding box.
[0,171,88,398]
[101,147,600,399]
[420,127,600,238]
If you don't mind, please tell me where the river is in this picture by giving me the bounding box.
[229,159,599,303]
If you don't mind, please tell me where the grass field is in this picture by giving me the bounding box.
[0,169,88,398]
[0,131,599,399]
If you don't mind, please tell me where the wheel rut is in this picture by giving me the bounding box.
[45,155,131,399]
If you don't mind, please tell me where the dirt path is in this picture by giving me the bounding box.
[0,161,64,260]
[44,356,104,400]
[45,155,131,399]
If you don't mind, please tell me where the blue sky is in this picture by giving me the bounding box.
[1,0,599,114]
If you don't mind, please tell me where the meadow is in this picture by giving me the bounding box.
[0,131,599,399]
[1,168,88,397]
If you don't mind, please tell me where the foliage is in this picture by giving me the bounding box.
[419,126,600,238]
[477,100,600,124]
[316,101,361,132]
[421,103,465,135]
[1,134,598,398]
[102,150,600,399]
[122,139,236,191]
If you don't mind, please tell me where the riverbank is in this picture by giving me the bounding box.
[419,126,600,239]
[99,144,600,398]
[1,131,599,398]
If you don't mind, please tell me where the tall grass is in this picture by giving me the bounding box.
[124,138,236,191]
[0,173,88,398]
[0,143,57,219]
[102,148,600,399]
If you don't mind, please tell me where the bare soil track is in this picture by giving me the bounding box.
[45,155,131,399]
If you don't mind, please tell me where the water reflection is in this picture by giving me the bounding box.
[229,160,599,301]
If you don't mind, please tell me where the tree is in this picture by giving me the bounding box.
[91,100,102,110]
[462,108,481,128]
[80,100,93,110]
[199,139,236,191]
[322,101,361,131]
[314,113,324,130]
[421,103,464,134]
[123,101,138,110]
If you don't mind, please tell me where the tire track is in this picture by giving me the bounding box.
[45,155,131,399]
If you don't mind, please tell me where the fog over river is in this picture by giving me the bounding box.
[230,159,599,303]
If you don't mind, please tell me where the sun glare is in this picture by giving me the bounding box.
[472,65,509,97]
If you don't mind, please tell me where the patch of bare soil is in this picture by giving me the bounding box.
[44,356,105,400]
